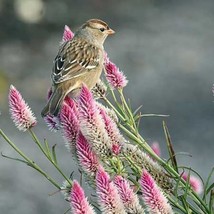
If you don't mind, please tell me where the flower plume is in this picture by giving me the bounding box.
[44,115,60,132]
[70,180,96,214]
[96,167,126,214]
[114,175,145,213]
[140,169,173,214]
[61,25,74,45]
[122,143,173,192]
[100,108,125,154]
[104,60,128,89]
[9,85,37,131]
[78,85,112,158]
[181,172,203,194]
[60,99,79,152]
[76,132,99,177]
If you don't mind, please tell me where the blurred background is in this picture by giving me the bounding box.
[0,0,214,213]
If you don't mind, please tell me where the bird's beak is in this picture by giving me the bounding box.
[107,28,115,35]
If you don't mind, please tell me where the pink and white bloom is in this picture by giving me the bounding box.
[96,167,126,214]
[43,88,61,132]
[9,85,37,131]
[60,99,79,152]
[99,108,125,154]
[78,85,111,158]
[140,169,173,214]
[181,172,203,194]
[70,180,96,214]
[151,142,161,157]
[122,144,173,192]
[60,25,74,45]
[76,132,100,177]
[114,176,145,213]
[104,60,128,89]
[43,115,60,132]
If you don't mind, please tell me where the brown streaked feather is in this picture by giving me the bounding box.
[52,38,101,84]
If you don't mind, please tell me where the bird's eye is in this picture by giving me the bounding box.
[99,28,105,32]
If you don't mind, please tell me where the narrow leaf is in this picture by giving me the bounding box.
[209,189,214,213]
[1,152,28,164]
[44,139,51,158]
[163,121,178,172]
[52,144,57,165]
[203,167,214,201]
[207,183,214,195]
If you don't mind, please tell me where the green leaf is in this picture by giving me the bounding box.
[207,183,214,196]
[163,121,178,172]
[209,189,214,213]
[1,152,28,164]
[203,167,214,201]
[44,139,51,158]
[52,144,57,165]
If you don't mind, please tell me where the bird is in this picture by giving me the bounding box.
[41,19,115,117]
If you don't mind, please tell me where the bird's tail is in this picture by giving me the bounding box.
[41,87,66,117]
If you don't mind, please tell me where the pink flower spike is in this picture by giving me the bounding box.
[114,176,145,213]
[181,172,203,194]
[9,85,37,131]
[99,108,125,155]
[104,61,128,89]
[76,132,99,177]
[70,180,96,214]
[60,25,74,45]
[151,142,161,157]
[140,169,173,214]
[78,85,111,158]
[44,114,60,132]
[96,167,126,214]
[60,101,79,152]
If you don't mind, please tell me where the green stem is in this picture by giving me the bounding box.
[103,96,126,121]
[29,129,72,185]
[119,89,137,130]
[0,129,60,189]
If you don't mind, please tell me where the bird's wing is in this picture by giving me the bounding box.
[52,38,101,84]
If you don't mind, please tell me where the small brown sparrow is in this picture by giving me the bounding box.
[41,19,115,117]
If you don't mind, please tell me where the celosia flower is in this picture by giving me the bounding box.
[140,169,173,214]
[122,144,173,192]
[43,88,61,132]
[96,102,118,124]
[181,172,203,194]
[114,175,145,214]
[70,180,96,214]
[151,142,161,157]
[76,132,99,177]
[99,108,125,155]
[60,100,79,153]
[96,167,126,214]
[78,85,112,158]
[60,25,74,45]
[104,60,128,89]
[9,85,37,131]
[43,114,60,132]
